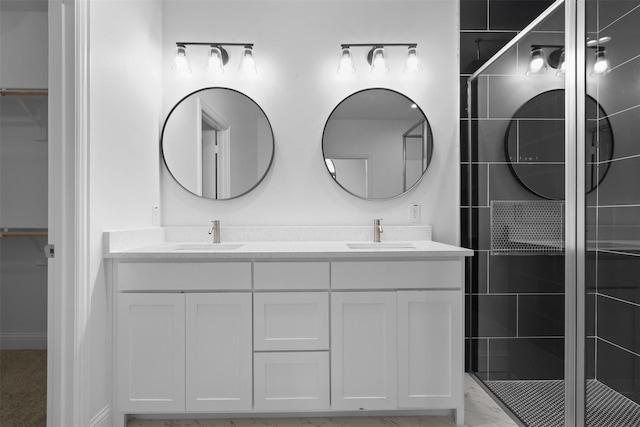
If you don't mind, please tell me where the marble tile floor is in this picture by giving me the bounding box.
[127,374,518,427]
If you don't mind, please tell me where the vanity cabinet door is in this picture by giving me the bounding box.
[186,293,252,411]
[397,290,463,409]
[117,293,185,412]
[331,292,397,410]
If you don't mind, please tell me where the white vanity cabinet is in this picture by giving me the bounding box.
[185,293,252,411]
[397,290,462,409]
[114,261,253,415]
[110,250,467,425]
[253,262,331,411]
[117,293,186,413]
[117,292,253,413]
[331,291,398,410]
[330,260,464,420]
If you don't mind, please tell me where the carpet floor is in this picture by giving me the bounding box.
[0,350,47,426]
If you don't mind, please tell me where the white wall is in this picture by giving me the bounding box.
[161,0,460,245]
[89,0,162,420]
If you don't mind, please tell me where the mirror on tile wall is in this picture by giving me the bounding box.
[161,87,274,200]
[505,89,614,200]
[322,88,433,200]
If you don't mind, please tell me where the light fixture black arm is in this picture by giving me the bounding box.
[176,42,254,47]
[341,43,417,48]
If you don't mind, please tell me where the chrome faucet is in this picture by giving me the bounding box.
[373,218,383,242]
[208,220,221,243]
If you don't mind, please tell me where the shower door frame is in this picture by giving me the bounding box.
[564,0,587,425]
[466,0,587,425]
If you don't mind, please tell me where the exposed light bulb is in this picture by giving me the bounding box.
[591,48,610,76]
[206,46,225,74]
[404,46,422,73]
[370,47,388,75]
[337,47,356,75]
[173,45,192,74]
[239,46,257,76]
[526,47,547,75]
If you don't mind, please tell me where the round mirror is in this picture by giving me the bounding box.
[322,88,433,200]
[505,89,613,200]
[162,87,274,200]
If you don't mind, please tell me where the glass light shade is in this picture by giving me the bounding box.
[337,47,356,75]
[556,50,566,77]
[526,48,547,75]
[591,48,610,76]
[370,47,388,75]
[206,46,225,74]
[239,46,257,76]
[404,46,422,73]
[173,45,192,74]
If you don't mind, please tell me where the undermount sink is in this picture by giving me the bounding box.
[171,243,244,251]
[346,242,416,250]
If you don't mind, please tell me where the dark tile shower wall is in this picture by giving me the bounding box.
[587,0,640,405]
[460,0,561,381]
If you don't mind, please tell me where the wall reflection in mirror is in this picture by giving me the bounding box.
[505,89,613,200]
[162,87,274,200]
[322,88,433,200]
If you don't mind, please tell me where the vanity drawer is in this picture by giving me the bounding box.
[331,260,463,290]
[254,351,330,411]
[254,292,329,351]
[254,262,329,290]
[116,261,251,291]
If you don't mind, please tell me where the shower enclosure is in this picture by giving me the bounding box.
[465,0,640,426]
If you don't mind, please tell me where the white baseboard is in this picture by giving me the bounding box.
[0,333,47,350]
[90,405,111,427]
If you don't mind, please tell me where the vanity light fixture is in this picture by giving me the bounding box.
[526,39,611,77]
[239,45,258,76]
[337,46,356,75]
[173,42,256,76]
[173,44,192,74]
[555,50,566,77]
[404,46,422,74]
[206,45,228,74]
[337,43,420,75]
[526,46,548,75]
[369,46,389,75]
[591,47,610,76]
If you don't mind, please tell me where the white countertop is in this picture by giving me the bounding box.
[106,239,473,260]
[104,226,473,260]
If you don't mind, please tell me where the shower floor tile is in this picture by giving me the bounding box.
[484,378,640,427]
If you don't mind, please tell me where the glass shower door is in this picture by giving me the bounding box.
[466,1,568,426]
[584,0,640,425]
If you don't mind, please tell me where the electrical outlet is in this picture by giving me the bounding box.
[152,205,160,226]
[409,204,421,223]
